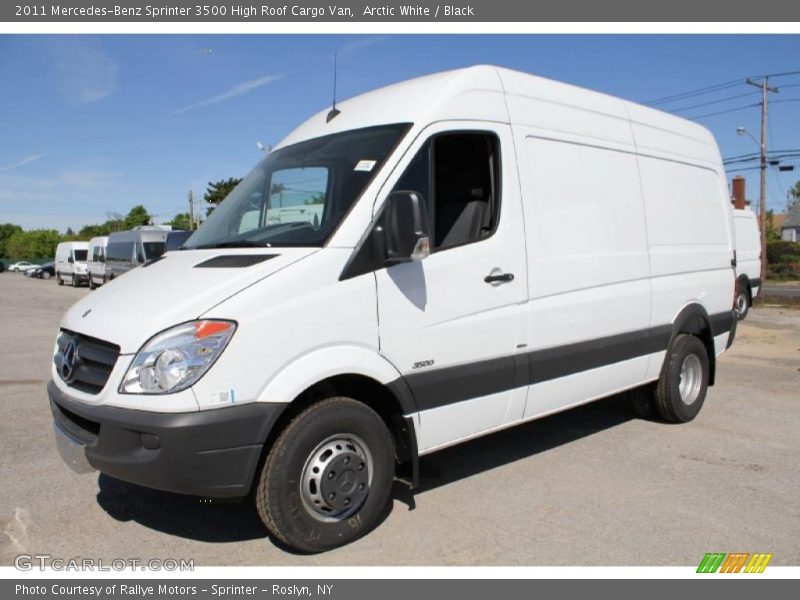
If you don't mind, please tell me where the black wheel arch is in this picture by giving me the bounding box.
[667,303,717,386]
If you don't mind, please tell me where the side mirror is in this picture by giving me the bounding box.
[381,190,431,264]
[67,256,73,263]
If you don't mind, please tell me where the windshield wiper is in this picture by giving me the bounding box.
[191,240,269,249]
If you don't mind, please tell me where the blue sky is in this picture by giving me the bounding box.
[1,34,799,232]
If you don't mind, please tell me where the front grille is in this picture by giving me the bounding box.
[54,330,120,395]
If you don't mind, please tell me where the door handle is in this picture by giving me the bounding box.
[484,272,515,284]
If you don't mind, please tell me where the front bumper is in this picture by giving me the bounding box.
[48,381,285,497]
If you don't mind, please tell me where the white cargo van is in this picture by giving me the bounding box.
[105,227,169,280]
[88,236,108,290]
[49,66,737,553]
[54,241,90,287]
[732,207,761,319]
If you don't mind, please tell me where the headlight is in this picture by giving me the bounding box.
[120,320,236,394]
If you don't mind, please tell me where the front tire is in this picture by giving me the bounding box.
[255,397,395,553]
[654,334,709,423]
[88,277,96,289]
[57,272,64,286]
[71,274,77,287]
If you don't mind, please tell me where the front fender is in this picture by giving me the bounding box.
[254,345,407,408]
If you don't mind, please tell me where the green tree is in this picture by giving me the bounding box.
[204,177,242,216]
[79,223,111,238]
[124,205,151,230]
[788,180,800,212]
[766,210,781,242]
[0,223,23,258]
[167,212,193,230]
[5,229,61,259]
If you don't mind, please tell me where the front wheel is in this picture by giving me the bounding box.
[71,274,77,287]
[88,277,96,290]
[654,334,709,423]
[56,272,63,286]
[255,397,395,553]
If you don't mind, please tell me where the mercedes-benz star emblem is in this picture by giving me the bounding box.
[61,340,77,381]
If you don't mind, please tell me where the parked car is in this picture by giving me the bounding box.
[28,262,55,280]
[0,262,5,273]
[9,260,36,272]
[49,65,738,553]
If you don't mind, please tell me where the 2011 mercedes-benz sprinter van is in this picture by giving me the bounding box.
[48,66,737,553]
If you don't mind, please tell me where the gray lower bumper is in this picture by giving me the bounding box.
[53,422,95,474]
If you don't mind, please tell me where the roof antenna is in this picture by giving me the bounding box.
[326,52,341,123]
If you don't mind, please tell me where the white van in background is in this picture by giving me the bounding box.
[49,66,737,553]
[88,236,108,290]
[105,227,169,280]
[54,241,90,287]
[732,207,762,319]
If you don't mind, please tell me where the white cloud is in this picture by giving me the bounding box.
[173,74,283,114]
[51,39,118,104]
[337,36,388,57]
[0,153,47,173]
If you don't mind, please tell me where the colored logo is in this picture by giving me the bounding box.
[697,552,773,573]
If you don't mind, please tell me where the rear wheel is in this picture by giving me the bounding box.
[255,397,395,553]
[735,287,750,320]
[42,271,52,280]
[654,334,709,423]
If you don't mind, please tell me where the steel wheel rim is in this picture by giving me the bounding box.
[736,291,747,315]
[679,354,703,405]
[300,433,373,523]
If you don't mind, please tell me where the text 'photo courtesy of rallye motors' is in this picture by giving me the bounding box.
[49,65,738,553]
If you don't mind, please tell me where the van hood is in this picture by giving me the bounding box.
[61,248,318,354]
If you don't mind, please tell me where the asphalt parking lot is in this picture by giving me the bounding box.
[0,273,798,566]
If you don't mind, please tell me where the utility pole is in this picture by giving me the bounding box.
[188,190,195,231]
[746,76,779,282]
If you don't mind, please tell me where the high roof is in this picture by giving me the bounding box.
[276,65,721,168]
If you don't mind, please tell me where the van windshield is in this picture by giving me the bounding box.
[184,124,409,249]
[73,250,88,261]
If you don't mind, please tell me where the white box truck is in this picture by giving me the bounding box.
[87,236,108,290]
[49,66,737,552]
[732,207,762,319]
[54,241,90,287]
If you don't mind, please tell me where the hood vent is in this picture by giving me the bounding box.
[194,254,278,269]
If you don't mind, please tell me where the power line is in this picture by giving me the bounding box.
[668,91,760,113]
[644,80,744,106]
[684,102,760,120]
[644,69,800,107]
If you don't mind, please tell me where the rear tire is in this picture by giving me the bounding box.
[42,271,52,280]
[255,397,395,553]
[654,334,709,423]
[735,288,749,320]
